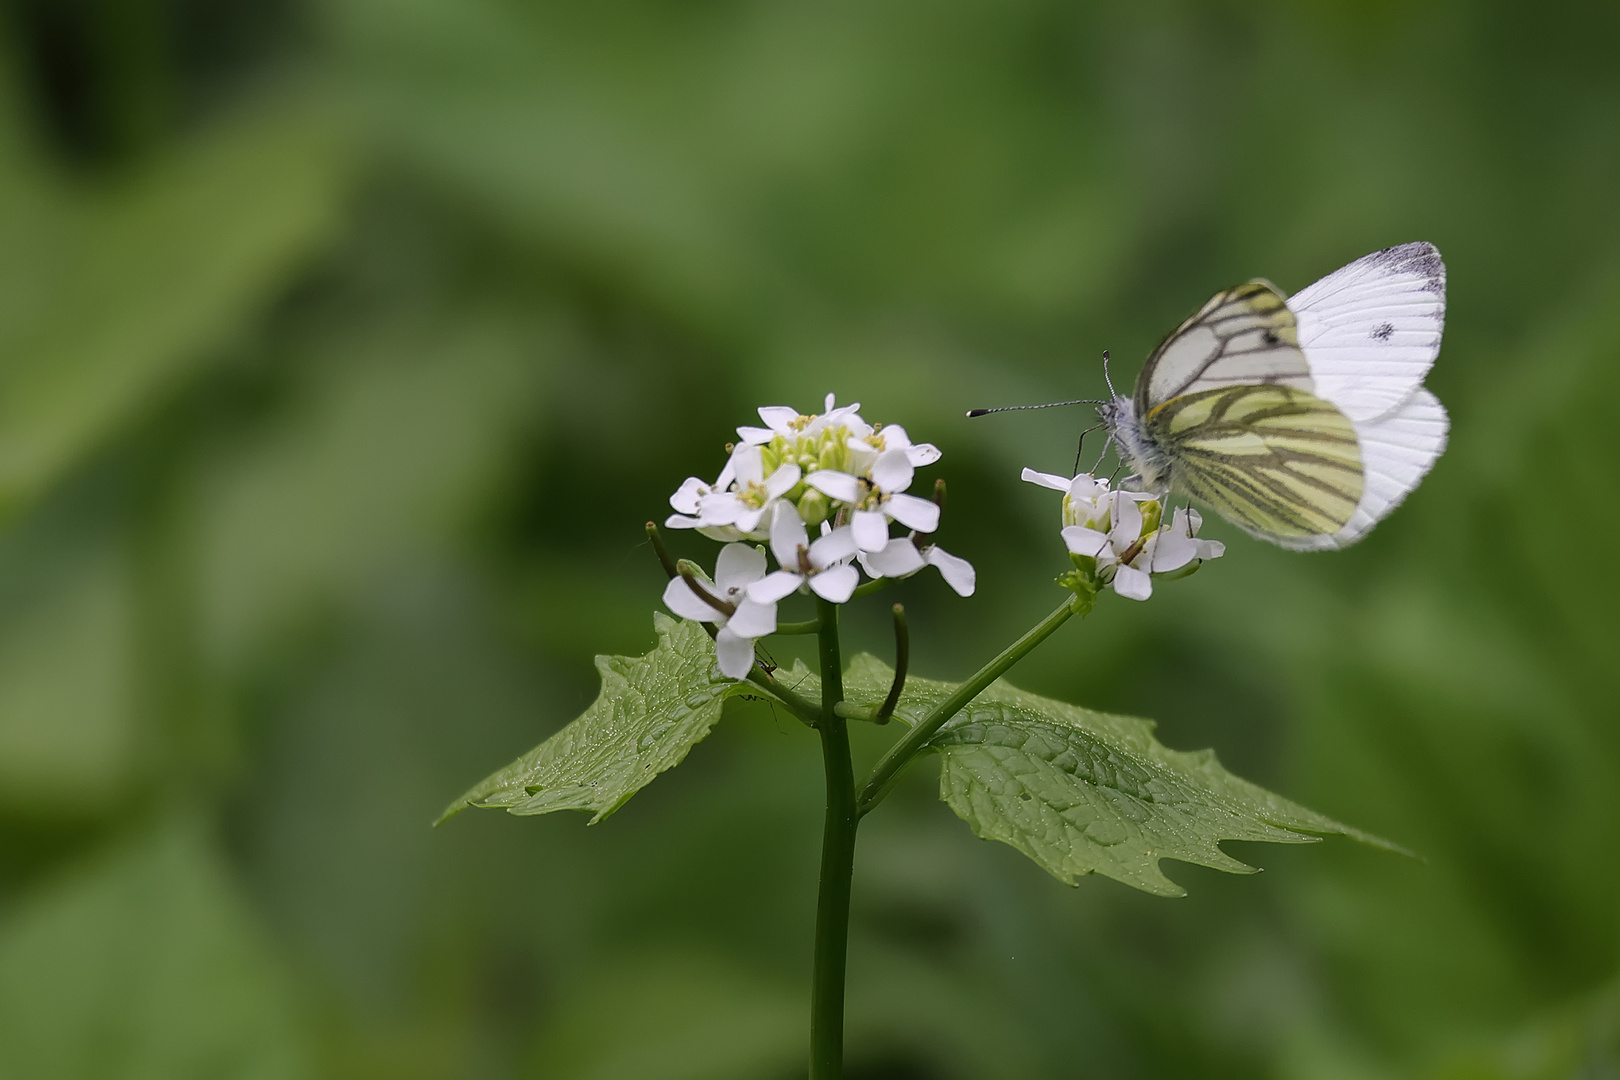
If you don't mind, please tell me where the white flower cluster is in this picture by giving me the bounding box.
[1022,468,1224,601]
[663,394,974,678]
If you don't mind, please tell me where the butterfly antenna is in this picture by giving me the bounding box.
[1101,350,1119,399]
[966,398,1103,418]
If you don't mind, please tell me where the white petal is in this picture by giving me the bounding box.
[1112,564,1153,601]
[822,402,864,431]
[1110,494,1143,547]
[733,504,767,535]
[1143,530,1198,573]
[764,463,802,498]
[880,424,913,449]
[870,449,915,494]
[809,564,859,603]
[713,456,738,491]
[1061,525,1111,557]
[925,547,976,596]
[726,598,777,639]
[665,513,702,530]
[823,393,837,413]
[1195,539,1226,560]
[768,501,808,568]
[851,510,890,552]
[1021,467,1072,491]
[714,627,757,679]
[758,406,801,434]
[697,525,746,543]
[670,477,708,514]
[863,538,926,578]
[736,426,776,445]
[699,493,745,526]
[663,577,721,622]
[714,543,767,591]
[805,470,861,504]
[1068,473,1108,502]
[732,444,765,487]
[843,443,878,477]
[886,493,940,533]
[905,442,941,466]
[748,569,804,604]
[809,525,858,569]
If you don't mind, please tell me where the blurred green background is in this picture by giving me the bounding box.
[0,0,1617,1077]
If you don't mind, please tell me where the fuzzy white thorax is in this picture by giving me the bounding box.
[1096,396,1171,494]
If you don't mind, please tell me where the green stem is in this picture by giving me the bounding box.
[850,577,895,600]
[809,598,856,1080]
[746,669,820,725]
[775,618,823,635]
[855,595,1081,817]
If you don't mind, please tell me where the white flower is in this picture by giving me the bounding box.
[737,393,872,446]
[666,444,801,541]
[1024,467,1224,601]
[858,536,975,597]
[661,543,778,678]
[748,502,862,604]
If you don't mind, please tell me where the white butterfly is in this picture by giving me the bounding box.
[1094,242,1450,549]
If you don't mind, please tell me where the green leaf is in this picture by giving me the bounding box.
[843,654,1397,897]
[439,614,750,824]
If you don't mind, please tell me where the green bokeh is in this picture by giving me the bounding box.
[0,1,1616,1076]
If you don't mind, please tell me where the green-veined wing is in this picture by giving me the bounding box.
[1137,280,1315,412]
[1145,384,1364,539]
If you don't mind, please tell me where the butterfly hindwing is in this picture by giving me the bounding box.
[1272,386,1447,550]
[1146,384,1364,539]
[1136,280,1314,413]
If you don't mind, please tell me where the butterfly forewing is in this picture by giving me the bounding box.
[1137,281,1314,413]
[1147,385,1364,538]
[1289,242,1446,423]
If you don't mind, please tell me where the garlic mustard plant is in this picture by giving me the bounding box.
[447,390,1406,1080]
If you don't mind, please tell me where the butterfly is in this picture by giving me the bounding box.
[1091,242,1449,550]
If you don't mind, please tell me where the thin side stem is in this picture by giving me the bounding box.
[850,577,895,600]
[746,668,820,725]
[644,521,678,579]
[809,598,856,1080]
[874,604,909,723]
[855,595,1080,817]
[775,618,823,635]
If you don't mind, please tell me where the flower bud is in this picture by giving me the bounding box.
[797,488,831,527]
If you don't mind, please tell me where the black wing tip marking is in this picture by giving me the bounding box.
[1368,241,1446,294]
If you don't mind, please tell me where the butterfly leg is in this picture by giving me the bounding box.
[1071,424,1103,478]
[1092,436,1117,476]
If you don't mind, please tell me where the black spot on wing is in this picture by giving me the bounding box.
[1370,322,1395,341]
